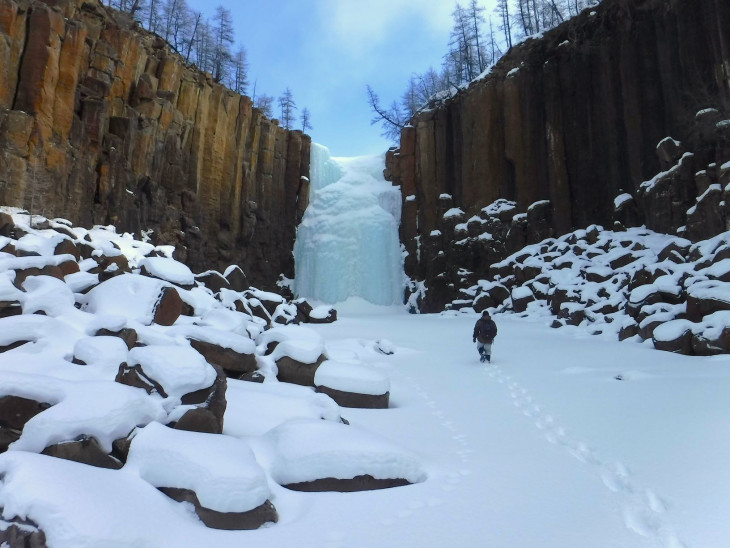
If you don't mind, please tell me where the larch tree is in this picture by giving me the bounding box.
[231,46,249,95]
[300,108,313,132]
[278,88,297,130]
[366,85,406,142]
[211,5,234,83]
[255,95,275,119]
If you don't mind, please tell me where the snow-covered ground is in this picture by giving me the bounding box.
[6,298,730,547]
[292,302,730,548]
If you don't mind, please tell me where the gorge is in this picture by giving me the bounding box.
[2,0,730,321]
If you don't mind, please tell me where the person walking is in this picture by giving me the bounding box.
[473,310,497,363]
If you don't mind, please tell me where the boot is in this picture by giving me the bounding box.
[486,355,491,363]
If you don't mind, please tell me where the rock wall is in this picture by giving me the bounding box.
[386,0,730,311]
[0,0,311,289]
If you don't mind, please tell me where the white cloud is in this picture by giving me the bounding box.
[315,0,459,56]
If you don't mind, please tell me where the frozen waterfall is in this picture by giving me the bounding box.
[293,143,404,305]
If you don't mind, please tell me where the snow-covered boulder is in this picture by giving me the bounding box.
[511,286,536,313]
[271,339,327,387]
[264,418,426,492]
[82,274,182,326]
[652,319,694,354]
[139,256,195,287]
[223,379,342,437]
[125,422,276,530]
[308,305,337,324]
[126,345,217,401]
[314,361,390,409]
[168,325,257,378]
[686,280,730,322]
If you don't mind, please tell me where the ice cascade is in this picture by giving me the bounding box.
[293,143,404,305]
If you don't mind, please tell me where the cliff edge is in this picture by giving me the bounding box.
[0,0,310,289]
[386,0,730,311]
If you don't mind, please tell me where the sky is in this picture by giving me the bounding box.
[186,0,497,157]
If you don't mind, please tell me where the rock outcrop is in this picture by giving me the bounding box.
[386,0,730,311]
[0,0,310,289]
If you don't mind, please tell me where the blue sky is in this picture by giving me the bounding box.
[186,0,497,157]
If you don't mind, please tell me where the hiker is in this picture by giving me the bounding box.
[473,310,497,363]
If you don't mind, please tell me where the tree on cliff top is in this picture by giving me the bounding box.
[255,94,275,118]
[366,85,406,142]
[211,5,234,83]
[232,46,249,95]
[278,88,298,130]
[301,108,313,133]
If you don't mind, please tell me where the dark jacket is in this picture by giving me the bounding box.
[473,316,497,344]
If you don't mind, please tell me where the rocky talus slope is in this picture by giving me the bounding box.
[0,0,310,289]
[386,0,730,312]
[0,208,414,545]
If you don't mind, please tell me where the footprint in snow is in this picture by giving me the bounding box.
[623,504,662,537]
[644,489,667,514]
[566,441,600,465]
[600,462,634,494]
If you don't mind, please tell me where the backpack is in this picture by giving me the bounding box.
[477,318,497,343]
[484,320,497,340]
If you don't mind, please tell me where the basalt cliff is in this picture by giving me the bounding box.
[386,0,730,311]
[0,0,310,289]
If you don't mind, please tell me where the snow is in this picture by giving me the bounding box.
[125,422,270,513]
[293,144,404,305]
[656,136,680,149]
[652,319,695,341]
[223,379,341,437]
[127,345,217,400]
[73,336,129,371]
[20,275,75,316]
[527,199,550,211]
[140,257,194,286]
[614,192,633,209]
[309,305,333,319]
[64,271,99,293]
[4,211,730,548]
[167,325,256,354]
[314,360,390,395]
[269,338,324,364]
[511,286,534,299]
[81,274,167,325]
[639,152,694,193]
[262,418,427,486]
[10,379,166,453]
[442,207,464,219]
[3,306,730,546]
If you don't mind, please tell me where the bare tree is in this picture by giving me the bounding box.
[468,0,486,72]
[278,88,297,130]
[211,5,234,83]
[366,85,406,142]
[255,94,275,118]
[300,107,313,132]
[193,19,214,74]
[495,0,512,49]
[184,10,201,62]
[231,46,249,94]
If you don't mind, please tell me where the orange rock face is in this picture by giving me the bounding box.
[0,0,311,289]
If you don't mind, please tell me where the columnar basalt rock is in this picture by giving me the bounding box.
[387,0,730,311]
[0,0,310,289]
